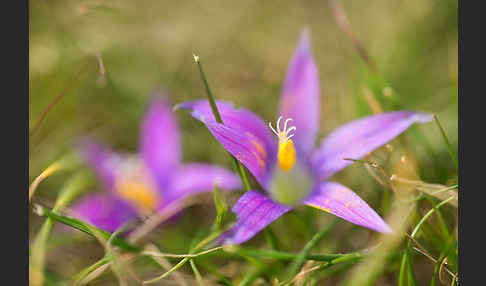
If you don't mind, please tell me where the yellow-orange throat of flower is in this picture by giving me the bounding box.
[269,116,296,171]
[116,179,159,216]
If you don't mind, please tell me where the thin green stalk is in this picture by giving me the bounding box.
[285,219,338,280]
[381,183,391,216]
[429,185,458,195]
[198,262,234,286]
[30,173,88,286]
[73,256,112,285]
[190,259,206,286]
[324,252,363,265]
[310,260,355,284]
[213,184,228,229]
[430,236,456,286]
[405,248,417,286]
[263,227,280,251]
[33,205,140,252]
[411,185,458,203]
[411,196,455,239]
[29,161,63,201]
[142,246,223,259]
[231,245,281,286]
[236,162,251,191]
[30,219,55,286]
[144,255,191,283]
[238,266,264,286]
[398,248,408,286]
[433,114,458,170]
[316,251,404,285]
[232,245,373,286]
[404,196,454,264]
[281,253,364,286]
[400,196,456,286]
[143,229,224,284]
[106,225,128,253]
[424,196,451,242]
[193,53,251,191]
[193,54,222,123]
[231,246,347,262]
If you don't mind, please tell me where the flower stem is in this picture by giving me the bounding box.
[193,53,251,191]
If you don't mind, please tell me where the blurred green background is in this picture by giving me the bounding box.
[29,0,457,285]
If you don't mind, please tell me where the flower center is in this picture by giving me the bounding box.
[269,116,296,171]
[114,158,160,216]
[116,179,159,215]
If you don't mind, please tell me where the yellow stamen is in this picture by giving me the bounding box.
[269,116,297,172]
[278,136,296,171]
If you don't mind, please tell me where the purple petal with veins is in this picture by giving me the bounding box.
[206,121,273,189]
[312,111,433,181]
[279,30,320,157]
[177,100,276,188]
[219,191,291,244]
[177,100,276,163]
[303,182,392,233]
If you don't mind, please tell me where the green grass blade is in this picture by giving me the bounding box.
[33,204,140,252]
[399,247,408,286]
[406,249,417,286]
[143,229,224,284]
[190,259,206,286]
[433,114,458,170]
[411,196,455,239]
[193,53,251,191]
[285,219,338,280]
[30,173,89,286]
[72,256,112,285]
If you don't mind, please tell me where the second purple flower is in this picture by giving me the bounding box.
[71,94,242,232]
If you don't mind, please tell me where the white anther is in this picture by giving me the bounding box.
[286,126,296,137]
[268,116,296,143]
[268,122,279,136]
[283,118,293,135]
[276,116,283,133]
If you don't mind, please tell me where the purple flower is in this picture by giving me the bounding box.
[177,31,432,244]
[71,95,242,232]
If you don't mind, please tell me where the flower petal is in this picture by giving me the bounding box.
[79,140,122,192]
[166,163,242,203]
[303,182,392,233]
[70,193,138,232]
[177,100,276,188]
[141,95,181,188]
[312,111,433,180]
[220,191,291,244]
[278,30,320,156]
